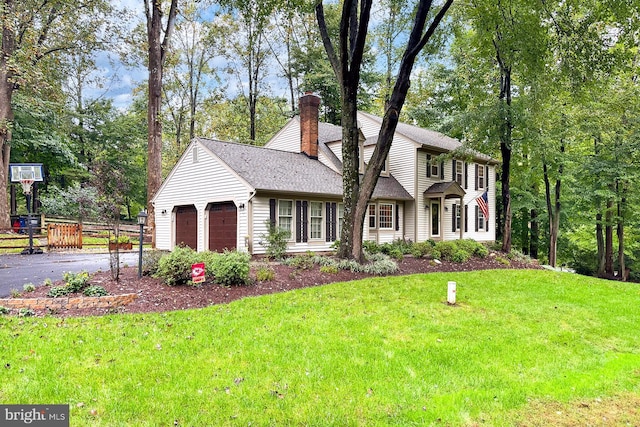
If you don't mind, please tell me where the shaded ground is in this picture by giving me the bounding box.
[9,253,540,317]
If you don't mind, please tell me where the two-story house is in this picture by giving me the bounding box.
[152,93,497,254]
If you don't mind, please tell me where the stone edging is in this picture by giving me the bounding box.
[0,293,137,312]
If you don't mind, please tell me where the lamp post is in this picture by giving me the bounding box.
[137,210,147,278]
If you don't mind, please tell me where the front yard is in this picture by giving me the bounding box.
[1,270,639,425]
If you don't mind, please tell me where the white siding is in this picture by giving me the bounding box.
[251,196,341,255]
[153,142,251,252]
[263,118,300,153]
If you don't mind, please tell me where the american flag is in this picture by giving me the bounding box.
[477,190,489,220]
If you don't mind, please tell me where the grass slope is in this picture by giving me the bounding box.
[1,270,639,426]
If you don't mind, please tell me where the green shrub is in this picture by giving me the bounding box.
[260,221,289,260]
[433,241,457,261]
[47,286,70,298]
[211,250,251,286]
[18,308,35,317]
[495,256,510,265]
[285,252,316,270]
[10,289,20,298]
[410,241,433,258]
[154,246,198,286]
[196,251,222,279]
[451,249,471,263]
[23,283,35,292]
[0,306,9,315]
[255,265,275,281]
[63,271,90,293]
[362,240,381,254]
[142,250,168,276]
[319,265,339,274]
[43,278,53,287]
[391,238,414,255]
[456,239,488,258]
[83,286,108,297]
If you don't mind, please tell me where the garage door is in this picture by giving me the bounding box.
[175,205,198,249]
[209,202,237,252]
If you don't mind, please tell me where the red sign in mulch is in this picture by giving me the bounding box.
[191,262,206,284]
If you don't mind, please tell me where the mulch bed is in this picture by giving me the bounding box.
[7,253,540,317]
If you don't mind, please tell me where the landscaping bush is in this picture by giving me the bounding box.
[63,271,90,293]
[391,238,414,255]
[255,265,276,281]
[83,286,108,297]
[285,252,316,270]
[362,240,381,254]
[452,249,471,263]
[18,308,35,317]
[260,221,289,260]
[23,283,35,293]
[433,241,457,261]
[154,246,198,286]
[410,241,434,258]
[210,250,251,286]
[47,286,71,298]
[196,250,222,279]
[319,265,339,274]
[0,306,9,315]
[456,239,489,258]
[143,250,169,276]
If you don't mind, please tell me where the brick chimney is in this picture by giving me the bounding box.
[299,92,321,159]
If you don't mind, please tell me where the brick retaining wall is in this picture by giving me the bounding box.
[0,294,137,312]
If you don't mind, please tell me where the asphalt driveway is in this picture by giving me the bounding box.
[0,252,140,297]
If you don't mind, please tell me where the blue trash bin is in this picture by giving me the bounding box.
[18,217,26,234]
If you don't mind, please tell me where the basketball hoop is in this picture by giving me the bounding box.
[20,179,34,195]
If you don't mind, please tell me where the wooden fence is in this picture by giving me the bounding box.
[48,223,83,249]
[0,215,150,251]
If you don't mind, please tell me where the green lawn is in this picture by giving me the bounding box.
[1,270,639,426]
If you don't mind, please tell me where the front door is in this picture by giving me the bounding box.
[430,201,440,238]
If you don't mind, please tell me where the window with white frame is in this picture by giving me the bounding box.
[338,203,344,236]
[278,200,293,238]
[379,203,393,229]
[310,201,323,239]
[477,208,485,231]
[368,204,376,228]
[455,204,461,231]
[427,154,439,177]
[478,165,485,189]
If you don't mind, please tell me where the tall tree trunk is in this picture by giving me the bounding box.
[542,141,563,268]
[336,85,361,260]
[605,198,614,275]
[496,47,512,253]
[596,212,605,277]
[0,0,15,230]
[145,0,177,247]
[530,208,539,259]
[520,207,529,255]
[617,194,626,281]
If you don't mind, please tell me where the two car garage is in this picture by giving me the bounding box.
[174,202,237,252]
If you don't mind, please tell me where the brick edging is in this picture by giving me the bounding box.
[0,293,137,312]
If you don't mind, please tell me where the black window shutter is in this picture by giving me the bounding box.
[269,199,276,226]
[485,165,490,188]
[325,203,331,242]
[452,204,457,232]
[440,162,444,179]
[302,201,308,242]
[331,203,337,241]
[395,204,400,231]
[464,163,468,189]
[452,159,456,181]
[465,205,468,232]
[426,154,431,177]
[475,205,479,232]
[474,164,479,190]
[295,201,302,242]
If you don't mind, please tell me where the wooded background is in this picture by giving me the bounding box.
[3,0,638,279]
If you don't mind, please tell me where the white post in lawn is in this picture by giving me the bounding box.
[447,281,456,305]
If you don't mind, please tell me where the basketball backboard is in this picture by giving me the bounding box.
[9,164,44,183]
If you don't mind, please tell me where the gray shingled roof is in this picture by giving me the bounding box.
[358,111,496,163]
[197,138,412,200]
